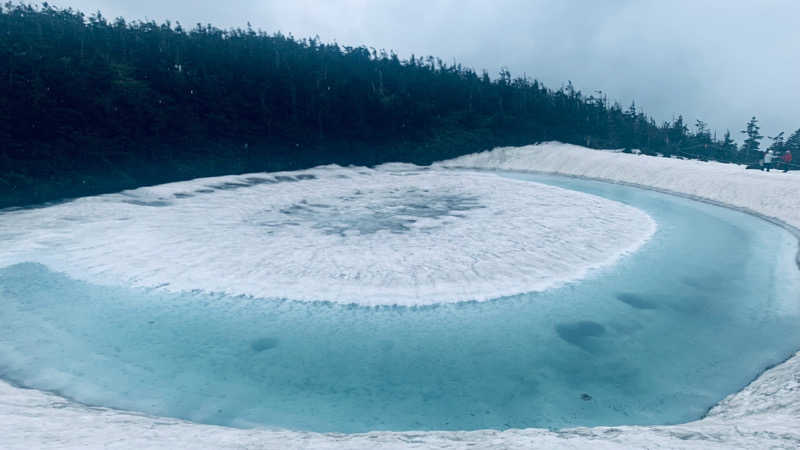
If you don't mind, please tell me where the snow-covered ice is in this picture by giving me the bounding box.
[0,165,655,306]
[1,143,799,448]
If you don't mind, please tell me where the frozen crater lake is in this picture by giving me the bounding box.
[0,165,798,433]
[0,166,655,305]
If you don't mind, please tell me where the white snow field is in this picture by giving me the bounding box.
[1,143,799,448]
[0,165,656,306]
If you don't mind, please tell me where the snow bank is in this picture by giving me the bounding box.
[0,165,655,306]
[439,142,800,232]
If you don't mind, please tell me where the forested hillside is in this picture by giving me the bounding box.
[1,3,797,207]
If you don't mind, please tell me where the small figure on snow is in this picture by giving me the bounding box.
[782,150,793,172]
[762,150,774,171]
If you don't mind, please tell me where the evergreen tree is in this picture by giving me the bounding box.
[663,116,688,156]
[786,128,800,153]
[721,130,738,162]
[695,120,709,137]
[740,116,763,162]
[767,132,785,154]
[0,3,773,207]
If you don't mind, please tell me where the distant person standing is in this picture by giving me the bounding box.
[782,150,793,172]
[763,150,774,171]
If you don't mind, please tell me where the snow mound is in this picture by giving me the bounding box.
[0,165,655,306]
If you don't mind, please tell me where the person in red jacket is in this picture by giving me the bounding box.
[782,150,792,172]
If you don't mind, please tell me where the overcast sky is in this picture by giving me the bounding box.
[50,0,800,142]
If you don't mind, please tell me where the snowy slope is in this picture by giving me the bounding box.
[1,143,799,448]
[439,142,800,232]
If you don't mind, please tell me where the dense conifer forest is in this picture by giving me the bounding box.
[1,3,798,208]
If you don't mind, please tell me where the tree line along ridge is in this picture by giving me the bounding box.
[1,3,797,208]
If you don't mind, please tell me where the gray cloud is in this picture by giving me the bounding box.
[51,0,800,142]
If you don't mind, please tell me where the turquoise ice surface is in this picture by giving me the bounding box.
[1,172,798,432]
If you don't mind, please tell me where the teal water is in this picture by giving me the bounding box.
[1,172,798,432]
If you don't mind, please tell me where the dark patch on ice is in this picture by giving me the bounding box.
[274,175,297,183]
[616,293,658,310]
[295,174,316,180]
[244,177,276,185]
[123,199,172,207]
[665,295,715,314]
[211,182,250,190]
[279,204,310,215]
[274,190,484,236]
[681,273,729,291]
[556,321,606,350]
[379,339,395,352]
[251,337,279,352]
[581,393,593,401]
[173,192,193,198]
[195,189,214,194]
